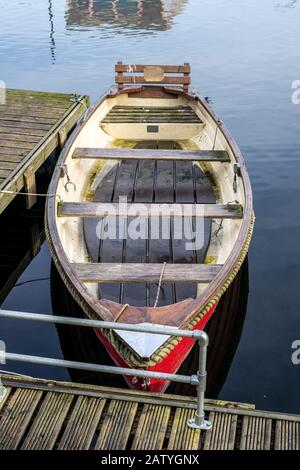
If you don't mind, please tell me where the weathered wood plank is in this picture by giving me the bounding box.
[23,164,37,209]
[0,168,11,178]
[72,262,222,283]
[168,407,201,450]
[0,147,28,156]
[0,109,66,119]
[21,392,73,450]
[59,202,242,219]
[0,388,43,449]
[117,76,190,85]
[204,412,237,450]
[115,64,190,73]
[0,139,34,150]
[72,147,230,162]
[0,161,17,171]
[0,115,57,125]
[58,396,105,450]
[102,117,201,123]
[0,120,52,131]
[0,132,41,144]
[0,126,46,137]
[132,404,171,450]
[95,400,138,450]
[275,420,300,450]
[112,105,194,111]
[240,416,272,450]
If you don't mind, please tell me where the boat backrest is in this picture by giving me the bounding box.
[115,61,191,92]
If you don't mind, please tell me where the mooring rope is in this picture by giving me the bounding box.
[114,303,129,322]
[153,262,167,308]
[0,189,61,202]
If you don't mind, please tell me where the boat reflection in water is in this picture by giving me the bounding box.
[66,0,189,33]
[51,258,249,397]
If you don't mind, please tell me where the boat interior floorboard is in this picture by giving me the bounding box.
[83,141,216,307]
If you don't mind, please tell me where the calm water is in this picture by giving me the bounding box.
[1,0,300,413]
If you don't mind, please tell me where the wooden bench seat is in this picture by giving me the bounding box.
[72,147,230,162]
[58,202,243,219]
[72,262,222,284]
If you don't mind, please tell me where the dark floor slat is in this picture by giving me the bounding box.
[173,161,197,301]
[150,158,175,305]
[122,159,155,306]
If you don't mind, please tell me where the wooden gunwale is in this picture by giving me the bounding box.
[46,84,253,333]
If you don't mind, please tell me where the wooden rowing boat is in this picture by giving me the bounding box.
[46,62,254,392]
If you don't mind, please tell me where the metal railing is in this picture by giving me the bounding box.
[0,309,212,430]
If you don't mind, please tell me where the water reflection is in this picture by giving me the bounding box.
[51,257,249,396]
[275,0,298,8]
[66,0,189,33]
[0,159,56,306]
[48,0,56,64]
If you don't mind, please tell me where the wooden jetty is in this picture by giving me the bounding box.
[0,374,299,450]
[0,89,89,214]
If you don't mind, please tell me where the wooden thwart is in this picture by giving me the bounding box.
[71,262,222,283]
[58,202,243,219]
[72,147,230,162]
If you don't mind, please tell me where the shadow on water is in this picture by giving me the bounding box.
[0,157,57,306]
[65,0,189,33]
[51,257,249,397]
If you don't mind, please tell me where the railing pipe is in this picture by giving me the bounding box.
[0,309,211,430]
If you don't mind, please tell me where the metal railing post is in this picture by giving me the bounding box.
[187,331,212,430]
[0,375,7,402]
[0,340,7,402]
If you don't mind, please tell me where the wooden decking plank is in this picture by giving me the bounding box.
[72,262,222,283]
[0,126,46,137]
[21,392,73,450]
[58,396,105,450]
[59,202,243,219]
[0,115,58,125]
[0,109,67,120]
[0,388,43,449]
[0,139,35,150]
[73,147,230,162]
[275,420,300,450]
[132,404,171,450]
[0,120,52,131]
[240,416,272,450]
[0,161,17,171]
[204,412,237,450]
[0,168,12,178]
[168,407,201,450]
[0,147,28,156]
[95,400,138,450]
[0,132,41,144]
